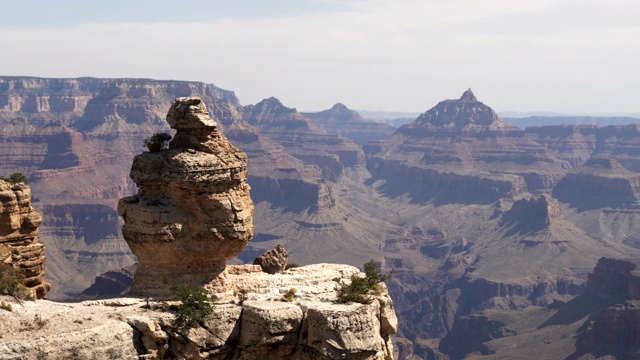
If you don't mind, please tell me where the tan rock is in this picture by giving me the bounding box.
[0,180,50,299]
[238,301,303,347]
[306,302,387,359]
[0,263,397,360]
[118,97,254,296]
[253,244,289,274]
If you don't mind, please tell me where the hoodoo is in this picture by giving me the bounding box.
[118,97,254,296]
[0,179,50,299]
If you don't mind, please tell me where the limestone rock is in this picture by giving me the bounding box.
[253,244,289,274]
[118,97,254,296]
[0,180,50,299]
[0,263,397,360]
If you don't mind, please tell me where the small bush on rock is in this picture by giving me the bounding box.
[334,260,394,304]
[0,264,30,300]
[0,172,28,184]
[143,132,172,152]
[284,288,297,302]
[170,284,214,328]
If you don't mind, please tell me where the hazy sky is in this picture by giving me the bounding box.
[1,0,639,114]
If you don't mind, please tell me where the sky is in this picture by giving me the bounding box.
[1,0,639,114]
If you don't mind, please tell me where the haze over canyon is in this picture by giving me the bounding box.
[2,76,640,359]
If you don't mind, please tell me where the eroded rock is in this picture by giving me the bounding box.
[118,97,254,296]
[0,180,50,299]
[253,244,289,274]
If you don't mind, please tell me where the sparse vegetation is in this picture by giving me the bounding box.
[0,172,28,184]
[0,264,30,300]
[284,288,297,302]
[20,314,48,331]
[1,301,12,312]
[143,132,172,152]
[334,260,394,304]
[170,284,214,328]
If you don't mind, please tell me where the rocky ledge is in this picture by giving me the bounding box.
[0,263,397,360]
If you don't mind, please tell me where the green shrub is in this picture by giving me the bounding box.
[143,132,172,152]
[0,264,30,300]
[334,260,394,304]
[283,288,297,302]
[363,260,395,288]
[1,301,12,312]
[170,284,214,328]
[0,172,28,184]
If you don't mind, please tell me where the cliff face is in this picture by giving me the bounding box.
[553,158,640,210]
[0,180,49,298]
[240,97,366,182]
[0,77,103,126]
[118,97,254,296]
[365,89,566,203]
[568,258,640,359]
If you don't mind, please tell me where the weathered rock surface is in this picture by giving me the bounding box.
[0,180,49,299]
[253,244,289,274]
[118,97,254,296]
[0,264,397,360]
[365,89,566,204]
[553,157,640,210]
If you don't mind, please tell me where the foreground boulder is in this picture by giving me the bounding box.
[253,244,289,274]
[118,97,254,296]
[0,179,50,299]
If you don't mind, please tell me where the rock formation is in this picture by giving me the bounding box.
[118,97,254,296]
[0,263,397,360]
[6,77,640,358]
[240,97,366,182]
[565,257,640,359]
[302,103,397,145]
[553,157,640,210]
[499,194,562,234]
[0,180,50,298]
[253,244,289,274]
[365,89,567,204]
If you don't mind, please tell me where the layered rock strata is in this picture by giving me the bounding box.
[118,97,254,296]
[240,97,366,182]
[302,103,397,145]
[0,180,50,298]
[553,158,640,210]
[572,258,640,358]
[365,89,567,203]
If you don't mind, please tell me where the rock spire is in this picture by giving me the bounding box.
[459,88,477,101]
[0,180,50,299]
[118,97,254,296]
[413,89,505,128]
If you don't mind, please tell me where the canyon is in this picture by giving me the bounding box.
[2,76,640,358]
